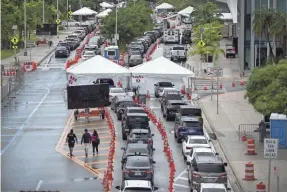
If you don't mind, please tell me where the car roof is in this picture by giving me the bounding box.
[131,129,149,133]
[188,135,206,139]
[180,116,200,121]
[126,107,144,110]
[127,113,148,116]
[180,105,201,109]
[110,87,124,91]
[196,155,223,163]
[201,183,226,189]
[127,143,148,149]
[193,148,213,153]
[124,180,152,188]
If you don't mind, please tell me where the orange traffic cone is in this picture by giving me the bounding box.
[232,82,235,87]
[219,82,223,89]
[203,84,208,91]
[241,130,247,142]
[194,86,197,91]
[240,80,244,86]
[181,84,185,94]
[117,80,122,88]
[146,91,150,99]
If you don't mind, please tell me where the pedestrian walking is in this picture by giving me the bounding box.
[91,130,100,155]
[66,129,78,157]
[81,129,91,157]
[100,109,105,120]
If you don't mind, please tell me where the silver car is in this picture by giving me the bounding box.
[128,55,143,67]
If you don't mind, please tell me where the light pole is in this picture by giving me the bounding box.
[115,2,118,46]
[66,0,69,29]
[57,0,59,38]
[43,0,45,23]
[24,0,27,56]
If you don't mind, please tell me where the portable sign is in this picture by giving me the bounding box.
[11,37,19,44]
[56,19,61,25]
[132,75,144,85]
[214,68,223,76]
[68,74,77,85]
[264,138,278,159]
[197,40,206,47]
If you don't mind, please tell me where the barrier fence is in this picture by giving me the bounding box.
[1,69,24,102]
[238,124,259,141]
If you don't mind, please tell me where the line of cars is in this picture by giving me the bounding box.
[127,23,164,67]
[154,81,230,192]
[55,22,98,58]
[108,87,159,191]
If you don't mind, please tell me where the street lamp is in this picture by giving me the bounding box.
[24,0,27,56]
[57,0,59,38]
[43,0,45,23]
[115,1,119,46]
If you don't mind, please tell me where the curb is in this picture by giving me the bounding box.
[198,99,244,192]
[36,47,56,66]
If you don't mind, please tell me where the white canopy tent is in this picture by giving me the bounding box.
[100,2,114,8]
[178,6,194,17]
[96,9,112,18]
[155,3,174,10]
[71,7,97,16]
[67,55,130,76]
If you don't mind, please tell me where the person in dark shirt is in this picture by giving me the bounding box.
[81,129,91,157]
[66,129,78,157]
[100,109,105,120]
[91,130,100,155]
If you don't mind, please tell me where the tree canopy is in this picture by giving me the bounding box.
[246,60,287,115]
[100,1,153,49]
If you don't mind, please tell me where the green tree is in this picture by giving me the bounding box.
[246,60,287,115]
[100,0,153,49]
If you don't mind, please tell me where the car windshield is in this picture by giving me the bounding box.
[98,79,114,85]
[126,156,150,169]
[181,108,201,116]
[129,109,145,113]
[131,42,142,46]
[56,47,67,50]
[119,101,135,108]
[197,164,225,173]
[111,88,124,93]
[166,94,182,100]
[132,133,150,139]
[130,55,142,59]
[84,52,94,56]
[159,82,173,87]
[183,121,200,127]
[189,138,207,144]
[125,188,152,192]
[131,51,141,55]
[171,102,185,106]
[73,31,82,34]
[128,116,148,122]
[173,47,185,50]
[127,146,148,154]
[195,152,214,157]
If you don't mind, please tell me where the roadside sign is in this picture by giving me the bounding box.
[200,27,204,34]
[12,45,18,49]
[214,68,223,76]
[11,37,19,44]
[197,40,206,47]
[264,138,278,159]
[56,19,61,25]
[68,11,72,15]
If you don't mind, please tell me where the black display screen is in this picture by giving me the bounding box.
[36,24,57,36]
[67,84,109,109]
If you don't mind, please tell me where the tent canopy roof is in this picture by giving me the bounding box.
[96,8,112,18]
[71,7,97,16]
[155,3,174,10]
[67,55,130,76]
[178,6,194,16]
[100,2,114,8]
[129,56,194,78]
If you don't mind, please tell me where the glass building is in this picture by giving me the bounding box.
[238,0,287,71]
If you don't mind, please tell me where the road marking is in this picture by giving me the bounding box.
[1,88,50,156]
[72,126,109,130]
[173,183,189,188]
[178,177,188,180]
[35,180,43,191]
[72,123,108,128]
[73,147,110,152]
[85,160,107,165]
[77,153,108,158]
[174,169,188,182]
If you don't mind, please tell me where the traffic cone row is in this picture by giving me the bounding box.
[141,105,175,192]
[192,81,245,91]
[102,108,116,191]
[2,70,17,76]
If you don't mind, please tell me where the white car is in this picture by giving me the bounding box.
[186,147,217,165]
[61,19,80,27]
[82,50,96,60]
[200,183,227,192]
[159,87,178,97]
[115,180,158,192]
[182,135,211,158]
[109,88,126,102]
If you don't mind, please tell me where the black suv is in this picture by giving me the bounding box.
[187,155,228,190]
[162,100,187,121]
[127,129,154,149]
[160,92,183,112]
[116,100,138,120]
[122,113,150,140]
[175,105,203,127]
[122,155,156,185]
[122,107,146,127]
[154,81,174,98]
[111,95,132,111]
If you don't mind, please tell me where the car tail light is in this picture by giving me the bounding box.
[232,47,235,51]
[123,170,131,174]
[145,170,153,174]
[219,173,227,179]
[186,146,193,150]
[192,173,201,178]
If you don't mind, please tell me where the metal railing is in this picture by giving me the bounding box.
[1,70,24,102]
[238,124,260,141]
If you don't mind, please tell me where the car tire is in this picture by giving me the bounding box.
[166,115,170,121]
[75,24,79,27]
[177,138,181,143]
[117,115,121,121]
[155,93,159,98]
[122,133,127,140]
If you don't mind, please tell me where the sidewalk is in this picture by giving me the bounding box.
[199,91,287,192]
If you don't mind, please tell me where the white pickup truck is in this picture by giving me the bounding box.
[170,45,187,61]
[163,29,179,44]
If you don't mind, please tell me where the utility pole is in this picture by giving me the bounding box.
[24,0,27,56]
[43,0,45,23]
[115,1,118,46]
[67,0,69,29]
[57,0,59,38]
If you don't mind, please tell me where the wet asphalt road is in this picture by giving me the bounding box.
[1,38,103,191]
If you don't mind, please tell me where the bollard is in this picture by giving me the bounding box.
[246,138,257,155]
[232,81,236,87]
[243,162,256,181]
[256,182,266,192]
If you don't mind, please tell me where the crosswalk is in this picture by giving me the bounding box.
[193,78,225,94]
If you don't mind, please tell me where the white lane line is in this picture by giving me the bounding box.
[174,168,188,182]
[178,177,188,181]
[1,88,50,156]
[173,183,189,189]
[35,180,43,191]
